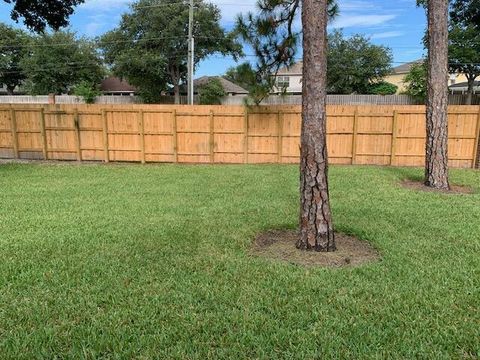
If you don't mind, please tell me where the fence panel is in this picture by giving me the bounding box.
[0,104,478,168]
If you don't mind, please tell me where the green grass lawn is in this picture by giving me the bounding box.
[0,163,479,359]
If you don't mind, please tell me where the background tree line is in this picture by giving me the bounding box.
[0,25,103,100]
[1,0,478,106]
[0,0,396,104]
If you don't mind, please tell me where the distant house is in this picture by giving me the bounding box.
[273,62,303,94]
[100,76,137,96]
[385,59,469,94]
[383,60,424,94]
[190,76,249,96]
[449,81,480,94]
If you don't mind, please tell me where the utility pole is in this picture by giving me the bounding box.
[187,0,194,105]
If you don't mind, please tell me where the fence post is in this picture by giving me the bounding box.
[351,108,359,165]
[73,108,82,161]
[244,107,249,164]
[39,107,48,160]
[473,107,480,169]
[390,110,398,166]
[102,109,109,163]
[277,110,283,163]
[9,106,18,159]
[209,109,215,163]
[139,110,146,164]
[172,109,178,163]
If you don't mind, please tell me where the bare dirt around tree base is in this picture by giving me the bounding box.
[251,230,380,268]
[400,180,474,195]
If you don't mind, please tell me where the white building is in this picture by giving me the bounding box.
[273,61,303,94]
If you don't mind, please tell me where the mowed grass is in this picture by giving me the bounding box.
[0,163,479,359]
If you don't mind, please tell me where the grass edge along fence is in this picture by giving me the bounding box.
[0,104,479,168]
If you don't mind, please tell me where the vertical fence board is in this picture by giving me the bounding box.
[139,110,146,164]
[172,110,178,163]
[39,108,48,160]
[102,109,109,163]
[10,107,19,158]
[391,110,398,166]
[244,108,248,164]
[209,110,215,163]
[277,111,283,163]
[351,108,359,164]
[473,108,480,168]
[73,109,82,161]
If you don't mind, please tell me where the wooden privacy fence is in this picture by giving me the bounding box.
[0,104,479,168]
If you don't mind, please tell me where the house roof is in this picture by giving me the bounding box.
[193,76,249,94]
[449,80,480,89]
[277,59,426,76]
[449,81,480,92]
[391,60,423,75]
[277,61,303,75]
[100,76,137,93]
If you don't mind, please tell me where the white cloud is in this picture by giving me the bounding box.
[210,0,257,24]
[340,0,378,11]
[79,0,133,11]
[331,14,397,28]
[370,31,405,39]
[85,22,104,36]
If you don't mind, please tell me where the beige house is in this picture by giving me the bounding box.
[385,60,468,94]
[274,59,471,95]
[274,61,303,94]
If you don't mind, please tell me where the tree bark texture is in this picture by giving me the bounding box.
[298,0,335,252]
[169,66,181,105]
[425,0,450,189]
[173,83,180,105]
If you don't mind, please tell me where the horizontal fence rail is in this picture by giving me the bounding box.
[1,94,479,105]
[0,104,479,168]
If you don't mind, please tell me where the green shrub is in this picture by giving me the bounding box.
[73,81,100,104]
[402,62,427,101]
[198,78,226,105]
[366,81,398,95]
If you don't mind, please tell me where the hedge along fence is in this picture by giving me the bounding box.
[0,104,479,168]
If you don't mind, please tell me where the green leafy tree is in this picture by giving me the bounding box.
[449,0,479,24]
[235,0,338,104]
[327,30,393,94]
[21,31,104,95]
[3,0,84,32]
[73,81,100,104]
[403,62,427,100]
[0,23,31,94]
[366,82,398,95]
[198,78,226,105]
[101,0,242,104]
[224,62,264,104]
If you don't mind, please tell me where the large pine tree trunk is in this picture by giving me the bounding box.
[297,0,335,252]
[425,0,449,189]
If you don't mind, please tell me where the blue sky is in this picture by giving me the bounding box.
[0,0,427,77]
